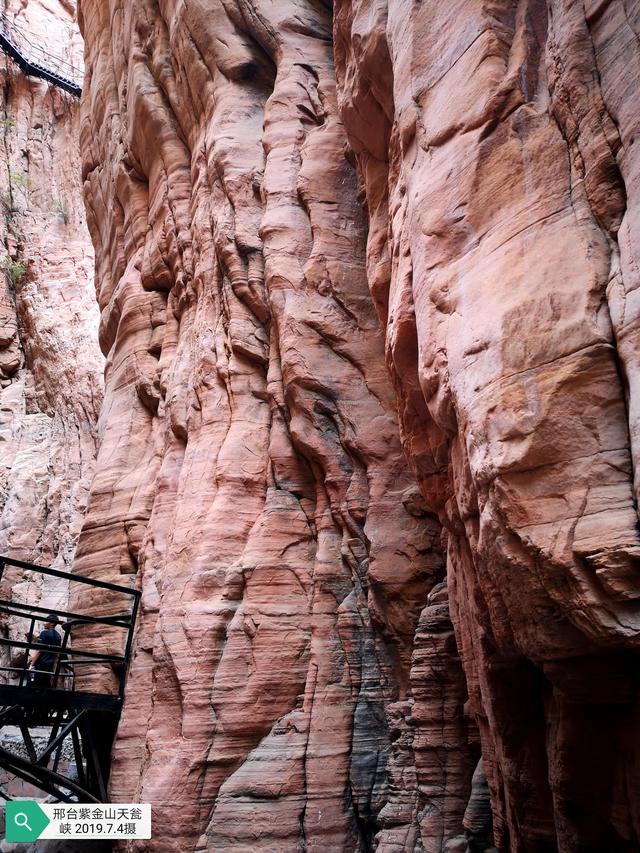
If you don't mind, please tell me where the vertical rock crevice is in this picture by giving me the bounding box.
[334,0,640,850]
[0,0,102,599]
[73,0,640,849]
[75,0,473,850]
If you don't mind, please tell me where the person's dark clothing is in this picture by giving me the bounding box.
[32,627,61,688]
[37,627,61,669]
[32,669,53,688]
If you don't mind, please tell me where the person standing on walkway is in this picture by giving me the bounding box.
[28,614,61,688]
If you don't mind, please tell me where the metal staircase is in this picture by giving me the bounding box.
[0,13,82,97]
[0,557,140,802]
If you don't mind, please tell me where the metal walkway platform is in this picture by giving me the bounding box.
[0,556,140,802]
[0,13,82,97]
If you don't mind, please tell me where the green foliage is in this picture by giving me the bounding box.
[8,170,29,189]
[3,258,26,285]
[1,115,14,131]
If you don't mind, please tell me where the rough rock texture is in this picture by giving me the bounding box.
[0,0,101,608]
[74,0,483,851]
[75,0,640,850]
[333,0,640,850]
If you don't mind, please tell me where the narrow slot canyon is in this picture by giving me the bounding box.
[0,1,638,852]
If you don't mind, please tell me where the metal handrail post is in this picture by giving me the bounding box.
[119,590,140,699]
[20,616,35,687]
[52,622,70,688]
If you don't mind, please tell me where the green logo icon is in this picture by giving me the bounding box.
[6,801,50,842]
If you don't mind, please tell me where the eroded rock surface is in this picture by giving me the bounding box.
[76,0,474,850]
[0,0,101,606]
[75,0,640,850]
[334,0,640,850]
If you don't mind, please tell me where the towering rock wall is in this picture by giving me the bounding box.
[333,0,640,851]
[76,1,476,851]
[76,0,640,852]
[0,0,101,611]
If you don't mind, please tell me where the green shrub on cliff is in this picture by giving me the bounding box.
[3,258,26,284]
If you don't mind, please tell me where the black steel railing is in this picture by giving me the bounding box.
[0,556,140,702]
[0,12,82,97]
[0,556,140,802]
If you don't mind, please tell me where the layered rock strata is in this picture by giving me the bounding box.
[334,0,640,850]
[0,0,101,615]
[76,0,475,850]
[76,0,640,851]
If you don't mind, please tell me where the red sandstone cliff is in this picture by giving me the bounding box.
[75,0,478,850]
[0,0,101,609]
[73,0,640,851]
[334,0,640,850]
